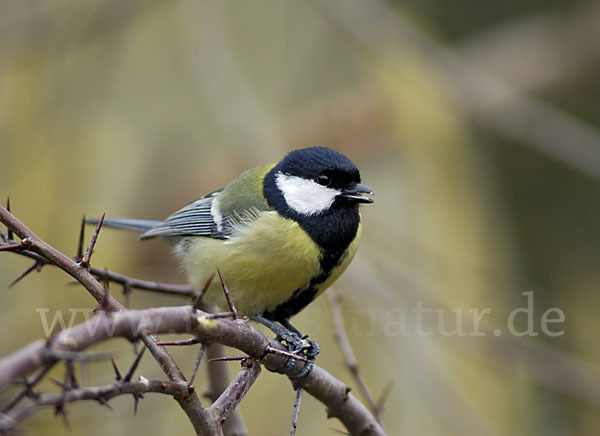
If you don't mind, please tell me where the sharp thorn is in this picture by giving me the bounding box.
[80,212,104,268]
[376,379,395,410]
[6,197,13,241]
[208,355,249,362]
[76,215,85,261]
[0,242,22,252]
[56,406,71,431]
[133,393,141,416]
[65,360,78,389]
[48,377,67,390]
[216,267,238,319]
[97,397,113,411]
[192,273,214,310]
[190,343,206,385]
[111,358,122,381]
[124,348,145,382]
[8,261,40,288]
[2,365,52,413]
[123,283,131,309]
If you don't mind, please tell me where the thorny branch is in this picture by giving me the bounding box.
[0,204,386,435]
[0,305,384,435]
[205,344,250,436]
[0,204,123,311]
[0,204,228,436]
[3,378,196,430]
[90,267,194,299]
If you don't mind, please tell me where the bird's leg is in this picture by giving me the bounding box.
[253,315,319,378]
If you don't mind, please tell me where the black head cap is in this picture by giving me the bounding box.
[275,146,361,189]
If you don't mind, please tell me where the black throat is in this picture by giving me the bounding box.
[263,168,361,275]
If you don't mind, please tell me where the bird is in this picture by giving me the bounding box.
[95,146,374,376]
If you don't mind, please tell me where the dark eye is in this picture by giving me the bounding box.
[316,174,331,186]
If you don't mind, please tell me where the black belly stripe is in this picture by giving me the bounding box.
[262,247,348,322]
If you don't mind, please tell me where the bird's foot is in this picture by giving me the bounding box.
[253,315,319,378]
[288,336,319,379]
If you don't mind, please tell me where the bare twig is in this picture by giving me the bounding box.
[205,344,249,436]
[290,387,303,436]
[90,267,194,298]
[209,358,261,422]
[1,237,193,299]
[328,289,386,427]
[376,381,394,416]
[138,331,211,434]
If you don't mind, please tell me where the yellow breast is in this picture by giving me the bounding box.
[181,212,318,315]
[179,211,362,317]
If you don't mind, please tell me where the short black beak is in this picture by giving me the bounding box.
[341,183,375,204]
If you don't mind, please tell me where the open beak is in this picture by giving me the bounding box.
[341,183,375,204]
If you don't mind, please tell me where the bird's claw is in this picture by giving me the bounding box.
[253,315,319,378]
[287,338,319,379]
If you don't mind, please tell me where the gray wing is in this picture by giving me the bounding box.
[141,190,228,240]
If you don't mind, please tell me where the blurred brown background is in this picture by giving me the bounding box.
[1,0,600,435]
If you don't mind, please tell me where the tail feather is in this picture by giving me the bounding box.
[86,218,162,233]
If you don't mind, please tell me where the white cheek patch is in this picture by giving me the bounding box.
[275,172,340,216]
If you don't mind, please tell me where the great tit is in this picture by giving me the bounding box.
[97,147,373,374]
